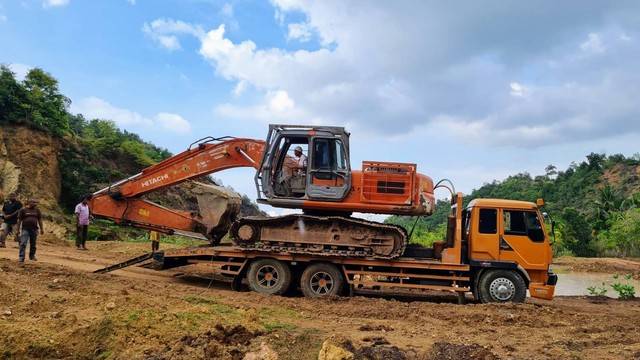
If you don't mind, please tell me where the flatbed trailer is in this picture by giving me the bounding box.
[135,193,557,304]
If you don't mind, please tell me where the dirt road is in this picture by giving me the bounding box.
[1,239,639,359]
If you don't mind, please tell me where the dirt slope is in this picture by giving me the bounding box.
[1,242,639,360]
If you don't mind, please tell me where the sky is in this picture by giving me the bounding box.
[2,0,640,216]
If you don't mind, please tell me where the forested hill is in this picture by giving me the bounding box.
[0,65,262,221]
[387,153,640,258]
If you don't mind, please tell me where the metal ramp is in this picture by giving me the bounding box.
[93,252,155,274]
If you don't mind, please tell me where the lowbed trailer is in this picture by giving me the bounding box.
[136,193,557,304]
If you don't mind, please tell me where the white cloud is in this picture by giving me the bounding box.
[220,3,233,18]
[127,0,136,5]
[155,113,191,133]
[72,97,152,127]
[287,22,313,42]
[509,82,531,98]
[71,97,192,134]
[267,90,294,113]
[8,63,32,81]
[142,18,204,52]
[42,0,69,8]
[580,33,605,53]
[146,2,640,150]
[216,90,307,123]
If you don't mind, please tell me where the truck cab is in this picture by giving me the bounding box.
[462,198,557,302]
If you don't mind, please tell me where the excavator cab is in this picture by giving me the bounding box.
[256,125,352,206]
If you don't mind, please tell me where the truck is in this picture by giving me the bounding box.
[90,124,557,303]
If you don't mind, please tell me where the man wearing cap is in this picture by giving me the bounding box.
[0,192,23,248]
[292,146,308,175]
[16,198,43,262]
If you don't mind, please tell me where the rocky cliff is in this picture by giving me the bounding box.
[0,126,69,240]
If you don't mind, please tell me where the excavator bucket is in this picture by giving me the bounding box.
[187,181,242,244]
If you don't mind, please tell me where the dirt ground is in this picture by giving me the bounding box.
[1,238,639,360]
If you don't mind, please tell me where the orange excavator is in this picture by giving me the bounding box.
[90,124,435,259]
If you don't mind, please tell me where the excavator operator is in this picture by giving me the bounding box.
[292,146,308,175]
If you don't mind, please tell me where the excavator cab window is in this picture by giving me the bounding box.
[307,137,350,200]
[268,136,309,198]
[257,125,352,203]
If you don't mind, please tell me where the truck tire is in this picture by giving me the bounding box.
[478,269,527,303]
[300,262,345,298]
[247,259,292,295]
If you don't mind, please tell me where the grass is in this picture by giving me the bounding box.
[127,310,142,321]
[184,296,239,314]
[259,306,303,319]
[262,321,298,330]
[184,295,220,305]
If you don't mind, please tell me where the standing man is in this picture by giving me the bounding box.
[150,230,160,252]
[0,192,23,248]
[75,195,92,250]
[16,198,43,262]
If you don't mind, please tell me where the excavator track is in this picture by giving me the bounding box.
[228,215,408,259]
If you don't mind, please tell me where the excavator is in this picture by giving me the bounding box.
[90,124,435,259]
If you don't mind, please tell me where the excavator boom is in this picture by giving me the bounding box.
[90,137,265,241]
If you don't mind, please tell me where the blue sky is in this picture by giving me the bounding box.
[2,0,640,214]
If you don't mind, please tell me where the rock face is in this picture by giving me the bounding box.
[0,126,62,209]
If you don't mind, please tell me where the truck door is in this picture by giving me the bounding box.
[469,208,500,260]
[306,137,351,200]
[498,209,547,269]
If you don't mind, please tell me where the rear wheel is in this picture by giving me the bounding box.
[247,259,292,295]
[300,263,345,298]
[478,270,527,303]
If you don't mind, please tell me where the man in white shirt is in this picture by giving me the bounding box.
[75,195,93,250]
[293,146,307,175]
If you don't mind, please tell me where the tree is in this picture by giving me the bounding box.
[560,207,594,257]
[22,68,71,137]
[591,182,623,231]
[0,65,28,123]
[593,209,640,257]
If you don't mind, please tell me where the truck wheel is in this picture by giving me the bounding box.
[247,259,292,295]
[300,263,345,298]
[478,270,526,303]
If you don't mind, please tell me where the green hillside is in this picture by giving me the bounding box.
[387,154,640,257]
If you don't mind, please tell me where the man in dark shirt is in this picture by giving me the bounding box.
[16,198,43,262]
[0,192,23,248]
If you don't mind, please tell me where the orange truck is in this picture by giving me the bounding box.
[91,124,557,303]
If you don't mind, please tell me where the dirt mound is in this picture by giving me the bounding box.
[425,342,500,360]
[145,325,264,360]
[555,256,640,279]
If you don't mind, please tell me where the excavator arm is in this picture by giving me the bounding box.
[89,137,266,243]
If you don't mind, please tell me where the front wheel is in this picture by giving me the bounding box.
[300,263,345,298]
[247,259,292,295]
[478,270,527,303]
